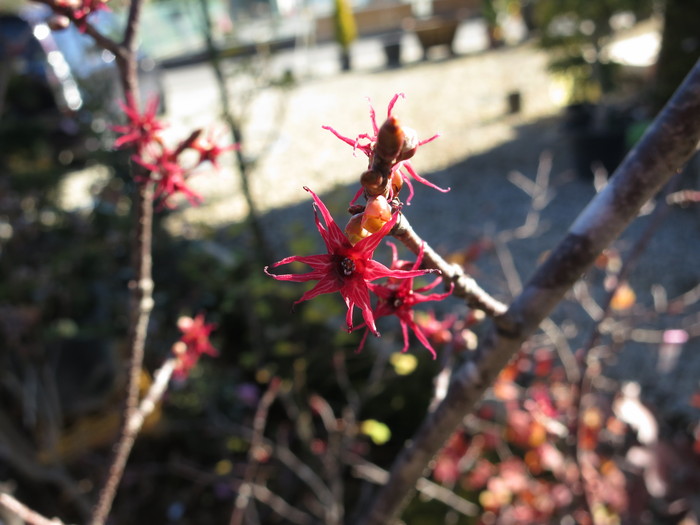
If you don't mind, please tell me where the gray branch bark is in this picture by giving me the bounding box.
[359,58,700,525]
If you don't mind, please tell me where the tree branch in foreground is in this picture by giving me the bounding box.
[361,58,700,525]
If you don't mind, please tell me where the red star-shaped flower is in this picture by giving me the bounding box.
[172,313,218,380]
[191,128,239,168]
[358,242,453,358]
[265,187,434,335]
[132,148,203,209]
[113,94,165,151]
[57,0,110,32]
[322,93,447,203]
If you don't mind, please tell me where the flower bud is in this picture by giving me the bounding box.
[375,116,404,163]
[361,195,392,233]
[48,14,71,30]
[390,170,403,197]
[397,126,418,161]
[177,316,194,331]
[344,213,370,245]
[172,341,187,356]
[360,168,387,197]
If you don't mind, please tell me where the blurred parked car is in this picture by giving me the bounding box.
[0,4,165,166]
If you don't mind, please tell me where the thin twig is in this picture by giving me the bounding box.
[246,484,313,525]
[540,317,580,384]
[0,410,91,518]
[0,493,66,525]
[165,461,314,525]
[128,358,176,435]
[493,236,522,296]
[229,377,281,525]
[308,394,344,525]
[274,447,335,515]
[345,453,479,517]
[197,0,273,263]
[392,214,508,317]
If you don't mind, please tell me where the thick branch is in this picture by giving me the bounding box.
[360,58,700,525]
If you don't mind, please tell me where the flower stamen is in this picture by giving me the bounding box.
[341,257,356,276]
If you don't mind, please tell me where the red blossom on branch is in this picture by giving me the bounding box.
[132,148,203,209]
[114,97,236,209]
[113,94,165,151]
[357,242,453,358]
[52,0,110,32]
[72,0,110,31]
[191,129,239,168]
[322,93,447,203]
[264,187,434,335]
[172,313,218,380]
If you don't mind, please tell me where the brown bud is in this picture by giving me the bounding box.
[344,213,370,245]
[390,171,403,197]
[48,14,71,30]
[361,195,392,233]
[375,116,404,163]
[360,168,387,196]
[397,126,418,161]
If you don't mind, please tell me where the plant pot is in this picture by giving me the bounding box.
[563,103,627,178]
[382,33,402,68]
[413,17,459,59]
[340,48,352,71]
[507,91,521,114]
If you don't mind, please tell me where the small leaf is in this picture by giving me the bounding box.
[360,419,392,445]
[215,459,233,476]
[390,352,417,375]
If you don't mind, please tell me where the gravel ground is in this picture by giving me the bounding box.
[162,41,559,229]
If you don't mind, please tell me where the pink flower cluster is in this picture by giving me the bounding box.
[266,96,453,357]
[172,313,218,380]
[113,95,236,209]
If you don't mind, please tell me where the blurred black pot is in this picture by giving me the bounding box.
[563,103,628,179]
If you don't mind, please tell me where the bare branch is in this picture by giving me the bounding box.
[229,378,281,525]
[391,215,508,317]
[346,454,478,517]
[247,484,314,525]
[0,493,66,525]
[360,58,700,525]
[89,182,155,525]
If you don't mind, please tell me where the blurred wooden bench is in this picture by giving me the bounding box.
[313,0,483,63]
[314,2,413,42]
[409,0,482,57]
[431,0,482,20]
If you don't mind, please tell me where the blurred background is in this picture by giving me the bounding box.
[1,0,699,523]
